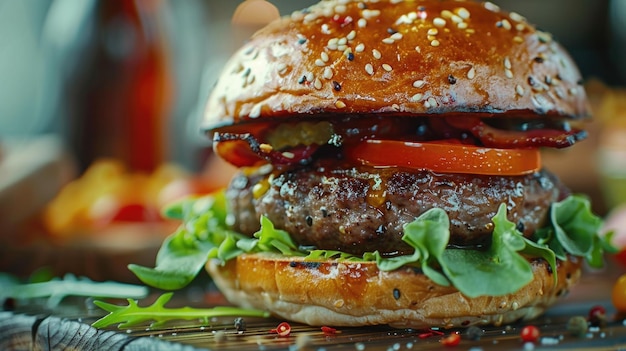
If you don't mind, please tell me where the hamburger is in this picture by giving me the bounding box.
[130,0,613,328]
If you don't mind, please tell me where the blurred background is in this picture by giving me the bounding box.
[1,0,625,281]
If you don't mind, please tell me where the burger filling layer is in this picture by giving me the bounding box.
[227,162,567,256]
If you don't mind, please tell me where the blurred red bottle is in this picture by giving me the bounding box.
[71,0,172,173]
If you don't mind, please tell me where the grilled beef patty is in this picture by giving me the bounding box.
[226,161,567,256]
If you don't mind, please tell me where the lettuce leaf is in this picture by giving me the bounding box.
[131,192,613,298]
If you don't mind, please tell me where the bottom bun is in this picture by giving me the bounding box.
[206,254,582,328]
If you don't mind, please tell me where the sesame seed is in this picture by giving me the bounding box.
[323,67,334,79]
[513,36,524,43]
[411,93,423,102]
[249,104,262,118]
[338,44,348,52]
[484,2,500,12]
[382,38,395,44]
[333,80,342,91]
[335,100,346,108]
[451,14,463,24]
[555,87,565,99]
[537,31,552,43]
[365,63,374,75]
[390,32,403,40]
[355,43,365,53]
[335,4,347,14]
[545,75,553,85]
[338,37,347,45]
[441,10,453,19]
[259,143,273,153]
[382,63,393,72]
[321,24,330,34]
[306,72,314,82]
[509,12,526,22]
[516,23,526,31]
[282,151,295,159]
[466,28,475,34]
[433,17,446,27]
[413,80,426,88]
[455,7,470,19]
[501,19,512,30]
[321,52,329,62]
[428,28,439,36]
[315,59,326,67]
[429,97,438,106]
[347,30,357,41]
[504,57,512,69]
[505,69,514,79]
[448,75,457,84]
[430,39,440,47]
[467,67,476,79]
[362,9,381,19]
[314,78,323,90]
[516,84,525,96]
[372,49,382,59]
[358,18,367,28]
[415,46,421,53]
[457,22,468,29]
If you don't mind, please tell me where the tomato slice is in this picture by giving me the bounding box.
[344,140,541,176]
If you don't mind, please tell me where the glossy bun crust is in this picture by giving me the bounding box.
[203,0,589,130]
[207,254,582,328]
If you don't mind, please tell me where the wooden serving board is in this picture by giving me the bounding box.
[2,264,626,351]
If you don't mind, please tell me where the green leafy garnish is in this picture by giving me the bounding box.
[0,273,148,308]
[92,292,269,329]
[131,192,613,298]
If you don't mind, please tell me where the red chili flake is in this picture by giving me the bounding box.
[331,14,353,26]
[418,328,445,339]
[520,325,540,343]
[589,305,607,326]
[269,322,291,337]
[321,326,338,335]
[440,332,461,347]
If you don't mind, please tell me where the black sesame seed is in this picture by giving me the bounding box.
[306,215,313,226]
[387,27,398,35]
[234,317,247,331]
[298,38,307,45]
[516,221,525,233]
[448,75,457,84]
[333,81,342,91]
[418,6,426,11]
[347,52,354,61]
[321,208,329,217]
[556,73,563,81]
[534,56,544,63]
[375,224,386,235]
[298,75,306,84]
[393,288,401,300]
[528,76,536,86]
[496,21,503,28]
[289,261,298,268]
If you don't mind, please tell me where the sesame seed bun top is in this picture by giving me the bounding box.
[203,0,589,131]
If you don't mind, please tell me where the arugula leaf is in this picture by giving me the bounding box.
[129,228,216,290]
[438,204,533,297]
[92,292,269,329]
[0,273,148,308]
[131,192,611,299]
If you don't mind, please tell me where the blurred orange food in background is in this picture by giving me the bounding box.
[42,159,217,240]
